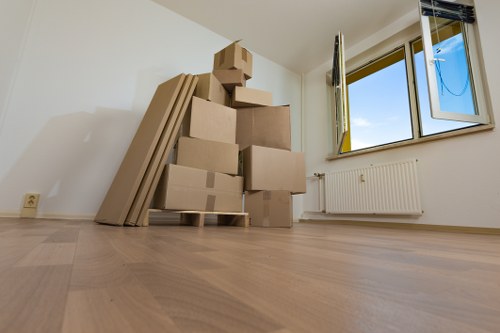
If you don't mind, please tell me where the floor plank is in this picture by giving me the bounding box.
[0,217,499,333]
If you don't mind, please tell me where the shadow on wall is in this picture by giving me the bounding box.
[0,108,138,217]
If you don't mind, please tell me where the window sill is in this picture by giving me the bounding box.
[326,123,495,161]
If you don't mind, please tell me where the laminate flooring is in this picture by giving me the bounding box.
[0,217,499,333]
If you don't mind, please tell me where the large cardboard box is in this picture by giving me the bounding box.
[177,136,239,175]
[154,164,243,212]
[185,96,236,144]
[242,145,306,194]
[231,86,272,108]
[212,69,246,92]
[194,73,230,106]
[236,105,291,151]
[245,191,292,228]
[214,41,253,79]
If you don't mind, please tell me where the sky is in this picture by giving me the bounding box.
[347,32,476,151]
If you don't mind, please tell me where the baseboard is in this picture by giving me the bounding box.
[0,211,94,221]
[299,219,500,235]
[0,211,20,218]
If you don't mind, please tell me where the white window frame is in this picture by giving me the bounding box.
[327,4,494,160]
[420,14,490,124]
[331,32,349,154]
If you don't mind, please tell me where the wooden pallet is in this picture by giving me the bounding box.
[144,209,249,228]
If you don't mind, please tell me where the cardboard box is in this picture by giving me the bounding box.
[212,69,246,92]
[242,145,306,194]
[236,105,291,151]
[194,73,230,106]
[231,86,272,108]
[245,191,292,227]
[214,41,253,79]
[185,96,236,144]
[176,136,239,175]
[154,164,243,212]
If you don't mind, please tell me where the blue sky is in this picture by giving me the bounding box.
[347,33,475,151]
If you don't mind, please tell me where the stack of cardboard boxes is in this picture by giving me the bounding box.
[154,41,306,227]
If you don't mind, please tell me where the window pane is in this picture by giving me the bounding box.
[346,49,413,151]
[412,21,477,136]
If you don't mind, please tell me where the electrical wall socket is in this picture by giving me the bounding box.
[23,193,40,208]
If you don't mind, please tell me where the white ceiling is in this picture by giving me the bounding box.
[153,0,418,74]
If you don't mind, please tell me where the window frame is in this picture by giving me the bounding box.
[327,17,494,161]
[420,15,490,124]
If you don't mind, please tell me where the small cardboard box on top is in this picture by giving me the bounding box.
[194,73,230,106]
[214,41,253,79]
[154,164,243,212]
[184,96,236,144]
[245,190,292,228]
[236,105,291,151]
[242,145,306,194]
[231,86,272,108]
[176,136,239,175]
[212,69,246,92]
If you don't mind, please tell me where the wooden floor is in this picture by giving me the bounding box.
[1,217,499,333]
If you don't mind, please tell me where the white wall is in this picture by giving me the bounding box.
[302,0,500,228]
[0,0,301,219]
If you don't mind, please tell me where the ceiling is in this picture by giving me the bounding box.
[153,0,418,74]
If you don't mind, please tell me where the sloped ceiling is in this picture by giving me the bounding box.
[153,0,418,73]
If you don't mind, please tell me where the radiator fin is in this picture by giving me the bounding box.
[325,160,422,215]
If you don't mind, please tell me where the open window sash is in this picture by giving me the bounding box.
[419,3,489,124]
[332,32,349,154]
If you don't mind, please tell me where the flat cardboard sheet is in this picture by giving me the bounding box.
[126,75,198,226]
[94,74,186,226]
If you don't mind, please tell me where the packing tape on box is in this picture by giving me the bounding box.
[205,172,215,189]
[206,194,216,212]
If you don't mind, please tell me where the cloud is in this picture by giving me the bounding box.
[351,117,372,127]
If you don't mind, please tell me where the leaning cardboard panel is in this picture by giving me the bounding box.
[154,164,243,212]
[194,73,230,106]
[231,86,272,108]
[212,69,246,92]
[126,75,198,226]
[245,191,292,228]
[236,105,291,151]
[214,41,253,79]
[94,74,186,226]
[242,145,306,194]
[185,96,236,144]
[176,136,239,175]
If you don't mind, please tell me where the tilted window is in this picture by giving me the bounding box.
[328,0,493,158]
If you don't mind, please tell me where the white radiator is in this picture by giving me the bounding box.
[324,160,422,215]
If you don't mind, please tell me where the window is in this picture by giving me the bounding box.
[345,48,413,152]
[328,0,493,158]
[412,24,480,136]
